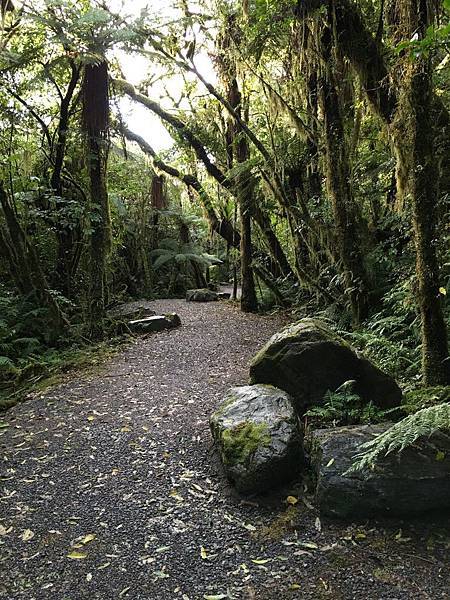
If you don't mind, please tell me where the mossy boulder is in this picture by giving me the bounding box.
[128,313,181,334]
[210,384,303,494]
[108,301,156,321]
[186,288,218,302]
[249,318,402,415]
[307,424,450,518]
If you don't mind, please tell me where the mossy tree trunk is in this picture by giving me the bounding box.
[393,0,449,384]
[236,123,258,313]
[319,25,370,325]
[217,14,257,313]
[82,61,111,339]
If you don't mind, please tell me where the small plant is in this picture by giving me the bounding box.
[305,381,394,427]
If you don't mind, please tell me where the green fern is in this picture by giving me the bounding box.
[346,403,450,475]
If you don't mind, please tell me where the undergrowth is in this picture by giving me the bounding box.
[0,288,127,410]
[304,382,397,427]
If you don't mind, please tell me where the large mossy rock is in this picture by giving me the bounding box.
[249,318,401,415]
[186,288,218,302]
[210,384,303,494]
[129,313,181,334]
[307,425,450,518]
[108,301,156,321]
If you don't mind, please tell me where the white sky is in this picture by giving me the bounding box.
[108,0,216,152]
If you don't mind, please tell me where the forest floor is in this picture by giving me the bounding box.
[0,300,448,600]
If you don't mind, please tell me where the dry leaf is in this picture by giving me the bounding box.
[80,534,96,545]
[286,495,298,505]
[67,551,87,560]
[251,558,271,564]
[21,529,34,542]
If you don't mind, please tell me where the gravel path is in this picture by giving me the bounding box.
[0,300,448,600]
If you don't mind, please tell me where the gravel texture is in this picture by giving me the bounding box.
[0,300,449,600]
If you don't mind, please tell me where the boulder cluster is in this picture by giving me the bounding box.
[210,318,450,518]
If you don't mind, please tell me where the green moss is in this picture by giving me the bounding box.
[404,386,450,414]
[221,421,271,466]
[257,505,300,541]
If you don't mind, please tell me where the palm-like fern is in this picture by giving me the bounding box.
[346,403,450,475]
[150,238,221,270]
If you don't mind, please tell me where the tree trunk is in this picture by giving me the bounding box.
[234,95,258,313]
[319,26,370,325]
[393,1,449,384]
[52,61,81,296]
[82,61,111,338]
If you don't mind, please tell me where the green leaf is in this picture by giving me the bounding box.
[67,551,87,560]
[0,356,15,371]
[153,254,175,270]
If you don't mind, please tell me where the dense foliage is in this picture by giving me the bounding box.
[0,0,449,407]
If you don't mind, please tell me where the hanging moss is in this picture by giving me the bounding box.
[221,421,271,466]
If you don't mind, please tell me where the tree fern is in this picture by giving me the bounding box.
[346,403,450,475]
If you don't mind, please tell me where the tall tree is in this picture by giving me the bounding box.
[82,59,111,337]
[217,11,257,313]
[391,0,449,384]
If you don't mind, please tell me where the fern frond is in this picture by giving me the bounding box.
[346,403,450,475]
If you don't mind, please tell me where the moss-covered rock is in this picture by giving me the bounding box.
[108,301,156,321]
[249,318,402,415]
[210,384,303,494]
[186,288,218,302]
[128,313,181,334]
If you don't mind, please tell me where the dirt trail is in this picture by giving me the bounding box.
[0,300,448,599]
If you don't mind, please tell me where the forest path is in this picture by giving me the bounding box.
[0,300,448,600]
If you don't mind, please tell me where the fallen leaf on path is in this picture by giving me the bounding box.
[251,558,271,564]
[21,529,35,542]
[80,534,96,545]
[299,542,318,550]
[67,551,87,560]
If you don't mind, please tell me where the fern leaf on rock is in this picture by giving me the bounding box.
[346,403,450,475]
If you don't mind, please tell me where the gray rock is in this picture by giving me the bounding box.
[307,424,450,518]
[129,313,181,334]
[186,288,218,302]
[249,318,401,415]
[108,301,156,321]
[217,292,231,300]
[210,384,303,494]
